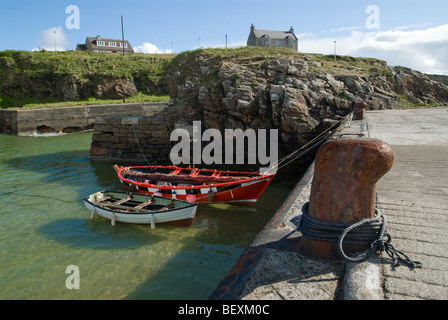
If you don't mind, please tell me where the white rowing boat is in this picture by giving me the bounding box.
[84,190,198,228]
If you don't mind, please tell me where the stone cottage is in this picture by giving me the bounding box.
[247,24,298,51]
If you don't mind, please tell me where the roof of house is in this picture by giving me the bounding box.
[251,26,298,40]
[76,44,87,51]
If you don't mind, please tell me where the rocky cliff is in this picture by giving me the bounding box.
[163,48,448,155]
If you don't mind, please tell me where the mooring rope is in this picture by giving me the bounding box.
[264,113,353,175]
[131,123,172,166]
[298,202,422,269]
[131,123,152,166]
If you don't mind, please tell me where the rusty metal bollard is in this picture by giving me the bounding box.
[353,102,366,120]
[297,138,394,258]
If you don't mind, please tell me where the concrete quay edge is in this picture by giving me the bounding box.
[209,118,383,300]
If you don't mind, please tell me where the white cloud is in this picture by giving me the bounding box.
[329,26,363,33]
[34,26,70,51]
[298,24,448,75]
[134,42,173,54]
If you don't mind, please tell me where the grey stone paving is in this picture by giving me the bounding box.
[366,107,448,300]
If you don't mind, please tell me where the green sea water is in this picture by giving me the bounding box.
[0,132,291,300]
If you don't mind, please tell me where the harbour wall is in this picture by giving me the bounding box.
[88,113,319,178]
[0,102,167,136]
[89,114,172,163]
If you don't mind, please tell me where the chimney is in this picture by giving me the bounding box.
[289,26,294,34]
[251,24,255,32]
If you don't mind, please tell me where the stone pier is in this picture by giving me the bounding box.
[209,106,448,300]
[0,102,166,135]
[90,114,172,163]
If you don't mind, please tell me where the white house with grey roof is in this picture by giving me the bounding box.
[76,35,134,54]
[247,24,298,51]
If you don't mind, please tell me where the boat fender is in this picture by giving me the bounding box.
[150,214,155,230]
[207,185,215,202]
[187,193,197,203]
[90,209,96,220]
[111,213,116,227]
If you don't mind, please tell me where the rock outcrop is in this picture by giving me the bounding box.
[164,49,448,155]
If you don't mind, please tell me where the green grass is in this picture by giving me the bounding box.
[307,54,392,78]
[0,50,175,109]
[3,92,170,110]
[194,46,300,59]
[0,50,175,80]
[167,47,391,79]
[396,94,440,109]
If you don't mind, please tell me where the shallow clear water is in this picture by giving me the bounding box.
[0,132,292,300]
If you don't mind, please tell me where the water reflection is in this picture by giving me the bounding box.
[36,218,166,250]
[0,132,294,299]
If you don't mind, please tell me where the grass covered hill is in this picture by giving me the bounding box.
[0,50,174,109]
[1,47,446,110]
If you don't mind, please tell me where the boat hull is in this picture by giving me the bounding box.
[115,165,276,204]
[84,190,198,227]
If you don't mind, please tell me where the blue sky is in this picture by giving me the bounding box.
[1,0,447,74]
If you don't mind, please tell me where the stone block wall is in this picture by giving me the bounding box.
[0,102,167,135]
[89,115,173,164]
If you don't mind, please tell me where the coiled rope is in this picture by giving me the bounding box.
[298,202,422,269]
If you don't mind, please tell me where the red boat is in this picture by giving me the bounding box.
[113,165,276,204]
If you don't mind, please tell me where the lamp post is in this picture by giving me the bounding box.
[121,15,126,56]
[333,41,337,61]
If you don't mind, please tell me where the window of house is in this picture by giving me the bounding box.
[110,42,116,47]
[261,36,269,46]
[97,40,105,46]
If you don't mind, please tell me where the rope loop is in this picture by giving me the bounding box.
[299,202,422,269]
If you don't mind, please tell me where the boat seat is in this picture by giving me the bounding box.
[134,196,154,210]
[116,193,133,205]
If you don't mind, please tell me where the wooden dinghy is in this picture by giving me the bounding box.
[113,165,276,204]
[84,190,198,228]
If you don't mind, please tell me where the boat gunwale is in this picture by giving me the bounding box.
[116,165,276,191]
